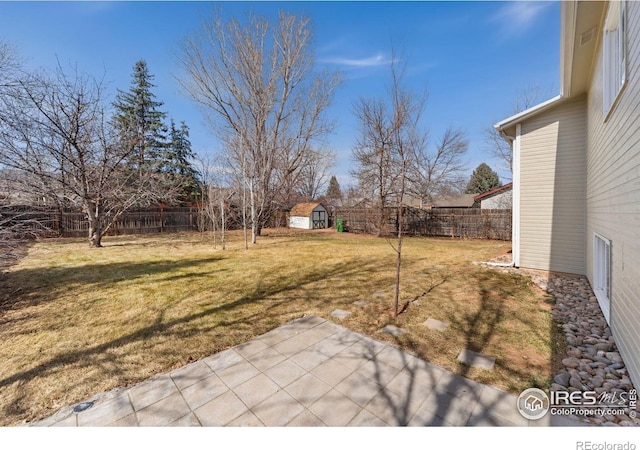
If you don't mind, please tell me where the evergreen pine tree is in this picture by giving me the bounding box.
[166,120,201,202]
[465,163,501,194]
[326,175,342,201]
[113,60,167,172]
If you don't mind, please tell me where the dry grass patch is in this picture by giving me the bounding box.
[0,230,554,425]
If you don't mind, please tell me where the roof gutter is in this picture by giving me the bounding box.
[493,94,565,134]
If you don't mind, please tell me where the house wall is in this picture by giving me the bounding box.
[518,96,587,275]
[585,0,640,388]
[480,190,512,209]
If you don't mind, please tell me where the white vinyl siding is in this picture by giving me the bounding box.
[586,0,640,390]
[518,96,587,275]
[603,1,627,116]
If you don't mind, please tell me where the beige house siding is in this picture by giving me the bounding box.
[585,1,640,389]
[518,96,587,274]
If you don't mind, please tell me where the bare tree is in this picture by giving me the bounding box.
[0,65,177,248]
[178,10,340,244]
[352,50,432,317]
[407,127,468,205]
[296,148,335,201]
[352,96,395,236]
[486,83,547,174]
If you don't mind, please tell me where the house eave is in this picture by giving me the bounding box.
[494,95,565,136]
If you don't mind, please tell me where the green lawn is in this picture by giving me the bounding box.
[0,230,557,425]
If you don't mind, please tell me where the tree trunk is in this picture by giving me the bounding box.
[393,206,403,318]
[220,196,226,250]
[250,180,257,244]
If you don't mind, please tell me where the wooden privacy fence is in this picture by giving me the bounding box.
[334,207,512,240]
[1,207,200,238]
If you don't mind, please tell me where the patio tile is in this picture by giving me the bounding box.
[407,407,454,426]
[285,373,332,407]
[136,392,192,427]
[456,349,496,370]
[170,361,215,391]
[380,325,406,337]
[194,390,249,426]
[365,388,421,426]
[311,357,356,387]
[49,415,77,427]
[296,328,332,347]
[168,412,201,427]
[355,336,388,357]
[245,347,286,372]
[273,336,311,357]
[435,371,486,400]
[313,320,342,336]
[375,345,410,370]
[357,359,403,387]
[348,409,389,427]
[128,375,178,411]
[416,389,477,426]
[233,373,281,409]
[289,347,331,371]
[334,371,382,407]
[309,389,362,426]
[331,328,365,346]
[217,360,261,388]
[258,328,296,346]
[203,349,245,372]
[235,339,270,359]
[423,318,449,331]
[252,390,305,426]
[286,409,326,427]
[106,413,138,427]
[330,309,351,320]
[227,410,264,427]
[385,368,436,401]
[287,315,326,331]
[180,373,229,410]
[468,385,527,426]
[77,391,134,426]
[307,337,351,358]
[264,359,308,388]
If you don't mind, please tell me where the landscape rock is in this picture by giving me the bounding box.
[484,265,640,427]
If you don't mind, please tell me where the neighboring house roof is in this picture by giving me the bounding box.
[431,194,477,208]
[473,183,513,202]
[290,202,324,217]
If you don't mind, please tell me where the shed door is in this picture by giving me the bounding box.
[312,210,326,229]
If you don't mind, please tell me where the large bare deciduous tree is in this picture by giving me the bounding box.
[0,65,177,247]
[178,10,340,244]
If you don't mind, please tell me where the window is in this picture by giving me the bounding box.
[593,233,611,324]
[603,1,627,116]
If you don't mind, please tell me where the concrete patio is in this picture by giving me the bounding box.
[30,315,579,427]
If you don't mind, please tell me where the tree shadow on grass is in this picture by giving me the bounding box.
[351,270,551,427]
[0,257,387,423]
[0,256,225,314]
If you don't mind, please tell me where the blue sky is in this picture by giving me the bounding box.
[0,1,560,188]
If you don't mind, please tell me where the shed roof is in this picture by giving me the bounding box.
[290,202,324,217]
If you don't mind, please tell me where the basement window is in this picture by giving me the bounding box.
[593,233,611,324]
[603,0,627,118]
